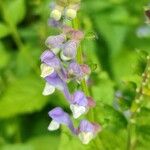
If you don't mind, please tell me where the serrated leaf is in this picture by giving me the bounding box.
[112,49,139,80]
[92,71,114,105]
[0,75,48,118]
[95,103,127,130]
[99,129,127,150]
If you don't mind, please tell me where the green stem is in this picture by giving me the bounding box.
[127,56,150,150]
[72,18,90,96]
[11,25,40,75]
[10,25,23,49]
[127,123,131,150]
[72,16,102,148]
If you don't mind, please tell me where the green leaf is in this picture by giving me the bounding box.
[0,23,10,38]
[16,47,33,77]
[83,0,112,13]
[112,49,139,80]
[1,135,60,150]
[136,108,150,126]
[95,14,128,57]
[3,0,26,25]
[92,71,114,105]
[136,125,150,140]
[0,75,48,118]
[99,129,127,150]
[1,144,33,150]
[95,103,127,130]
[27,135,60,150]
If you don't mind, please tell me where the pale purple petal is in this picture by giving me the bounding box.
[78,120,101,144]
[45,34,66,49]
[48,107,76,133]
[41,50,55,61]
[78,120,101,134]
[48,19,61,28]
[41,50,61,70]
[48,107,70,124]
[68,61,83,78]
[72,91,88,106]
[45,73,71,101]
[61,40,78,59]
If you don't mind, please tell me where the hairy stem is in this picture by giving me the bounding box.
[127,123,131,150]
[127,56,150,150]
[72,15,102,149]
[72,18,90,96]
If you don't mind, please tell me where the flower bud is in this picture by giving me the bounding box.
[67,61,82,79]
[60,40,78,61]
[48,19,61,28]
[66,8,77,19]
[87,97,96,107]
[80,64,91,76]
[51,9,62,21]
[45,34,66,51]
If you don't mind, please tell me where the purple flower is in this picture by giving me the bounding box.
[48,19,62,28]
[67,61,83,79]
[62,26,84,41]
[67,61,91,81]
[77,120,101,144]
[48,107,76,133]
[68,30,84,41]
[40,50,68,81]
[70,91,95,118]
[70,91,87,119]
[40,50,61,75]
[80,64,91,76]
[43,72,71,101]
[45,34,66,54]
[40,0,101,144]
[60,40,78,61]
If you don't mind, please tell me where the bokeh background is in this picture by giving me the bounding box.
[0,0,150,150]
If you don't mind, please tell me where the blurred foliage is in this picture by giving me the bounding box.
[0,0,150,150]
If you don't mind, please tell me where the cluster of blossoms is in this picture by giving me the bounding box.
[40,0,101,144]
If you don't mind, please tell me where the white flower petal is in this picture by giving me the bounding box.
[48,120,60,131]
[66,9,77,19]
[42,83,55,96]
[60,51,71,61]
[70,104,87,119]
[51,47,61,54]
[51,9,62,21]
[40,63,54,78]
[78,132,94,144]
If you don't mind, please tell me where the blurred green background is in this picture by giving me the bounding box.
[0,0,150,150]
